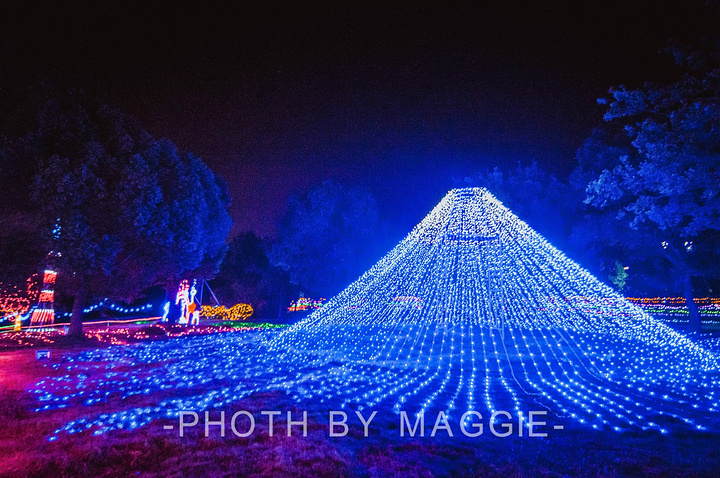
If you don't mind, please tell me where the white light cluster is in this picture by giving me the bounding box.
[31,188,719,439]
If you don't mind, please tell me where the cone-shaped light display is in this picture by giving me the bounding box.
[35,188,719,438]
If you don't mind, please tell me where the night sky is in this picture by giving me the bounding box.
[1,1,715,237]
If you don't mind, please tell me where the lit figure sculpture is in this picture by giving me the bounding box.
[175,280,189,324]
[161,302,170,322]
[36,188,720,438]
[190,306,200,326]
[175,279,199,325]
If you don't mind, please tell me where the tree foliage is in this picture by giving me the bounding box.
[129,141,233,293]
[213,232,294,318]
[0,86,232,334]
[270,181,380,297]
[459,161,581,246]
[575,45,720,330]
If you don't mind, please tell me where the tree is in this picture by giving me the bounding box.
[213,232,294,318]
[575,45,720,331]
[130,140,233,323]
[270,180,380,297]
[608,260,628,291]
[0,86,232,335]
[458,161,581,247]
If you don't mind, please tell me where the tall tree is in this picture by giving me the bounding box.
[0,86,232,335]
[131,140,233,322]
[270,180,380,297]
[0,138,47,287]
[575,44,720,332]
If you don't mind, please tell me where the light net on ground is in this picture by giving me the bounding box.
[33,188,719,438]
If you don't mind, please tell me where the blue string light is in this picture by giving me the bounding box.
[32,188,719,439]
[58,300,154,318]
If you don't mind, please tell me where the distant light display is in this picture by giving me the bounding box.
[32,188,719,439]
[58,300,154,318]
[0,274,39,329]
[627,297,720,319]
[30,270,57,328]
[287,297,326,312]
[175,280,191,325]
[0,322,283,348]
[201,303,253,321]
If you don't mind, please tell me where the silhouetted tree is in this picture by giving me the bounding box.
[131,141,233,323]
[213,232,294,318]
[459,161,581,247]
[574,44,720,331]
[270,180,380,297]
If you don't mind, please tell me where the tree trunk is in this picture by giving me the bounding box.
[683,274,701,334]
[69,285,87,337]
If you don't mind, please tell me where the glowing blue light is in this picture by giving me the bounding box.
[31,188,720,439]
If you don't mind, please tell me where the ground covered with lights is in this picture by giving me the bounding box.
[1,334,719,477]
[2,188,720,476]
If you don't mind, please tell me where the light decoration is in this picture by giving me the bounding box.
[58,301,154,318]
[79,323,266,345]
[175,280,190,325]
[0,274,39,325]
[626,297,720,320]
[0,330,60,347]
[390,296,424,309]
[30,221,61,330]
[287,297,327,312]
[29,188,720,439]
[0,322,284,347]
[161,302,170,322]
[200,303,254,322]
[175,280,199,325]
[8,311,31,331]
[29,270,57,328]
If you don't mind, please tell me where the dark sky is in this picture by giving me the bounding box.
[1,1,716,237]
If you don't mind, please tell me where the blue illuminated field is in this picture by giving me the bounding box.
[32,188,720,439]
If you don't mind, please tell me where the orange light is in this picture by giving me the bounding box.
[43,270,57,284]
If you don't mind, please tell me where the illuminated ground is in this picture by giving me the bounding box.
[1,333,720,477]
[3,188,720,475]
